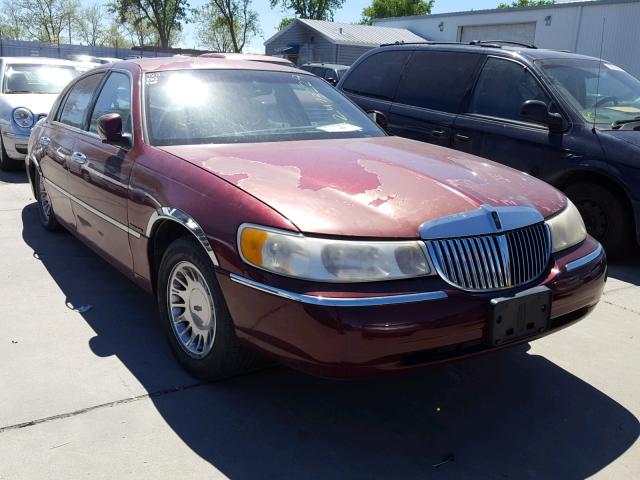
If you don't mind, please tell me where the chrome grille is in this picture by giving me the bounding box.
[425,223,550,292]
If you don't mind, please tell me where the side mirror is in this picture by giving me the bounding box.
[97,113,125,145]
[367,110,388,129]
[520,100,564,133]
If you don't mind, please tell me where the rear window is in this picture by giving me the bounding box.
[395,51,482,113]
[144,69,383,146]
[341,50,412,100]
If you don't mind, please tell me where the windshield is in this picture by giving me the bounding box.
[538,58,640,128]
[2,64,81,94]
[144,69,383,146]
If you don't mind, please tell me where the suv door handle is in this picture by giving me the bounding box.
[39,136,51,146]
[71,151,87,164]
[431,129,446,138]
[455,134,471,142]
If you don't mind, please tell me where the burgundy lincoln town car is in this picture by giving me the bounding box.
[25,57,606,379]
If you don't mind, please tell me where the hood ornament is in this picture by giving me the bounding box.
[419,204,543,240]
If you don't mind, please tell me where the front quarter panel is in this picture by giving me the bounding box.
[128,146,297,290]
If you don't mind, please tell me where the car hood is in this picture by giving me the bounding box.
[0,93,58,115]
[599,129,640,148]
[160,136,566,238]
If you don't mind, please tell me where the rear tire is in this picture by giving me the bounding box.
[157,236,261,381]
[0,138,22,172]
[34,169,61,231]
[564,182,632,257]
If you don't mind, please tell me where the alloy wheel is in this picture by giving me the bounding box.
[167,261,217,358]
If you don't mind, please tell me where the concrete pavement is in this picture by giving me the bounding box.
[0,169,638,479]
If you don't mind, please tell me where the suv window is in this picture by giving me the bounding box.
[311,67,325,77]
[341,50,412,100]
[468,57,552,124]
[89,72,131,135]
[58,73,104,129]
[395,51,482,113]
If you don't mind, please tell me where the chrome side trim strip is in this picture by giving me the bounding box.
[146,207,219,266]
[229,273,448,307]
[565,243,604,272]
[44,178,141,238]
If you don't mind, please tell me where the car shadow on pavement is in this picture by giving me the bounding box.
[21,202,639,480]
[608,254,640,286]
[0,169,28,184]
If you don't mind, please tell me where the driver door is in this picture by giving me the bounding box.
[452,56,573,178]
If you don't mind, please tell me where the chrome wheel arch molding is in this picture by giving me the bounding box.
[146,207,220,267]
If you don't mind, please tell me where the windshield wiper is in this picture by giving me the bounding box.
[4,90,36,94]
[612,116,640,129]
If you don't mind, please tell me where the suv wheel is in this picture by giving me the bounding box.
[565,182,632,257]
[35,169,60,231]
[157,236,261,380]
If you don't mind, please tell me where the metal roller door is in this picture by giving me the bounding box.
[460,22,536,44]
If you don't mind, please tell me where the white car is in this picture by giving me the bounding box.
[0,57,85,171]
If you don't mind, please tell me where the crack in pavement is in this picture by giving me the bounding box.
[0,382,208,434]
[602,299,640,317]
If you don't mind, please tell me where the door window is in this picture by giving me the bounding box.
[89,72,132,135]
[468,57,552,124]
[341,50,412,100]
[58,73,104,129]
[395,51,482,113]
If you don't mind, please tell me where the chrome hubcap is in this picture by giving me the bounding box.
[38,175,51,221]
[167,261,216,358]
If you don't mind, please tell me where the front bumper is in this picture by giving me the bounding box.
[1,131,29,161]
[219,236,606,378]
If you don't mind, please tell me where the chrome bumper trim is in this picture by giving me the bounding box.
[565,243,604,272]
[229,273,448,307]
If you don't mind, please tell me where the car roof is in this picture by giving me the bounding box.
[199,52,294,65]
[0,56,89,67]
[376,43,604,64]
[302,63,349,69]
[118,56,305,74]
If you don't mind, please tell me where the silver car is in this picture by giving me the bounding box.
[0,57,85,171]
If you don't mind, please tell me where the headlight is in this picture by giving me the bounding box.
[238,224,434,282]
[13,107,34,128]
[545,200,587,253]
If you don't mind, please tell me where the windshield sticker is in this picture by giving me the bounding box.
[605,106,640,114]
[604,63,625,72]
[317,123,362,133]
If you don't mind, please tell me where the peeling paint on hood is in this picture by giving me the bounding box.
[160,136,566,238]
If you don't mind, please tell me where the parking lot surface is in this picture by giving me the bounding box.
[0,170,638,479]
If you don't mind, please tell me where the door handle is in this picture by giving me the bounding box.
[39,136,51,146]
[455,134,471,143]
[71,151,87,164]
[431,129,446,138]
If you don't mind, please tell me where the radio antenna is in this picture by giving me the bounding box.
[593,17,606,132]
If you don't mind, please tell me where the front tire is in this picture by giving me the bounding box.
[157,236,260,380]
[0,137,22,172]
[565,182,632,257]
[34,169,60,231]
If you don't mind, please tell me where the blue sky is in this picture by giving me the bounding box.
[181,0,504,52]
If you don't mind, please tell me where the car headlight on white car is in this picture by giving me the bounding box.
[238,224,434,282]
[545,200,587,253]
[13,107,34,129]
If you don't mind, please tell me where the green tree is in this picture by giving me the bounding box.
[276,17,295,30]
[0,2,26,40]
[103,20,133,48]
[361,0,434,25]
[121,7,157,47]
[75,3,105,46]
[14,0,79,43]
[193,4,234,52]
[206,0,260,53]
[270,0,345,21]
[498,0,555,8]
[111,0,188,48]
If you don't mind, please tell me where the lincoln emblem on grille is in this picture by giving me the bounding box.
[419,205,551,292]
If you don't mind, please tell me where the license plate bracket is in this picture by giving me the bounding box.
[489,286,551,347]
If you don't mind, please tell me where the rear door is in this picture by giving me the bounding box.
[340,50,412,117]
[388,50,483,147]
[39,72,106,228]
[453,56,570,175]
[65,70,136,272]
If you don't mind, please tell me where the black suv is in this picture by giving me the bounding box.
[300,63,349,86]
[338,42,640,255]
